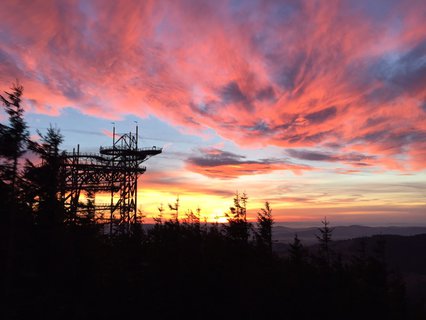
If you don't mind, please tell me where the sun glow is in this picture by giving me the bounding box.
[135,189,232,223]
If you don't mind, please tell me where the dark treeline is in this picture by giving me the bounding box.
[0,84,422,319]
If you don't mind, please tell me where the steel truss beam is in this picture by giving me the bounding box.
[60,127,161,233]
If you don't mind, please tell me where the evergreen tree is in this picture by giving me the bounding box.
[154,203,165,224]
[256,201,273,252]
[183,207,201,228]
[0,83,29,305]
[23,126,65,225]
[289,234,304,266]
[0,82,29,198]
[168,195,180,222]
[316,217,334,266]
[85,190,96,222]
[225,191,250,243]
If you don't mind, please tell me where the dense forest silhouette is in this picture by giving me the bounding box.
[1,83,424,319]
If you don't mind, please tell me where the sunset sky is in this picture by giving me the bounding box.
[0,0,425,225]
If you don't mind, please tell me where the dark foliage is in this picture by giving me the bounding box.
[23,126,66,226]
[0,83,28,193]
[0,82,29,225]
[224,191,251,243]
[256,201,273,252]
[316,216,334,266]
[2,217,415,320]
[289,233,305,266]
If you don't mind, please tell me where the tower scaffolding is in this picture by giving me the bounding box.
[61,126,161,233]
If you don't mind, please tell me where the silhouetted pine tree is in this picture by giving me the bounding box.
[0,83,30,314]
[84,190,96,222]
[168,195,180,222]
[316,217,333,266]
[289,234,304,266]
[256,201,273,252]
[23,126,65,225]
[154,203,164,224]
[0,83,29,221]
[183,207,201,236]
[225,191,250,243]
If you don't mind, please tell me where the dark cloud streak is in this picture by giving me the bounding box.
[305,106,337,124]
[287,149,375,164]
[186,148,310,179]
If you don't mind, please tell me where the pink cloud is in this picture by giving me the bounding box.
[0,0,425,170]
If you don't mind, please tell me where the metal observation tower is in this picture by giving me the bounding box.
[61,126,161,232]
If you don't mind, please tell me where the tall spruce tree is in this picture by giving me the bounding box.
[1,83,29,301]
[225,191,250,243]
[168,195,180,222]
[0,82,29,197]
[256,201,273,252]
[0,83,29,225]
[316,217,334,266]
[289,234,305,266]
[23,126,65,225]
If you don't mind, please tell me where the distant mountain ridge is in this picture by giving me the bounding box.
[273,225,426,244]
